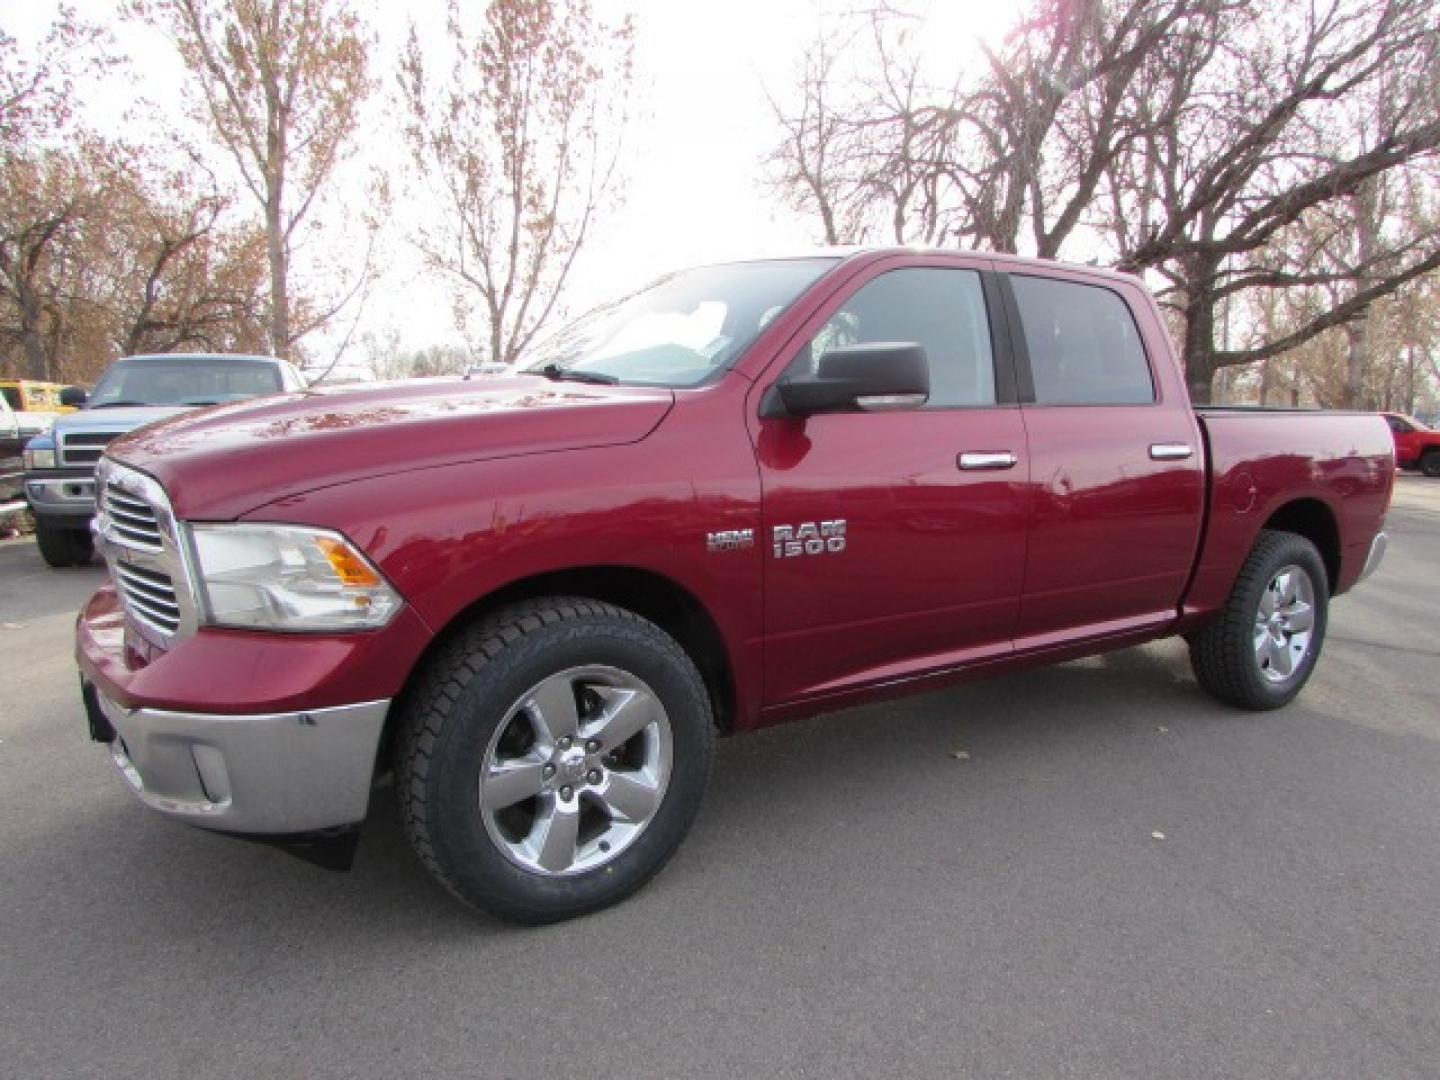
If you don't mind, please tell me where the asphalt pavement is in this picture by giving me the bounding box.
[2,476,1438,1079]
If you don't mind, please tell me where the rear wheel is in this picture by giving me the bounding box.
[1189,529,1329,710]
[1421,450,1440,478]
[34,520,93,568]
[395,598,715,923]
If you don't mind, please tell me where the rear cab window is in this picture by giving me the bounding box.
[1010,274,1155,406]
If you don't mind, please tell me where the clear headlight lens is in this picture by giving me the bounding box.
[23,445,56,469]
[188,524,400,631]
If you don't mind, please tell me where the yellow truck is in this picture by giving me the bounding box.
[0,380,77,415]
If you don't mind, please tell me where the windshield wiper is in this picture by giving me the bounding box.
[90,400,151,409]
[535,363,619,385]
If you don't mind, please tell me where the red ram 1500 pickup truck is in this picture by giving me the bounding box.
[76,250,1393,922]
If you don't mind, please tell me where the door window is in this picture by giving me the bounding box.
[788,268,997,408]
[1011,275,1155,405]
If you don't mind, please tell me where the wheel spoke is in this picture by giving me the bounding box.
[482,759,546,811]
[600,770,662,824]
[592,687,658,749]
[1271,637,1295,678]
[1258,586,1278,619]
[1284,601,1314,633]
[525,676,581,745]
[1275,571,1297,607]
[531,797,581,873]
[1257,635,1281,674]
[1253,628,1271,658]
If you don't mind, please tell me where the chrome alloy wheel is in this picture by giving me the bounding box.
[1252,565,1316,684]
[479,665,673,876]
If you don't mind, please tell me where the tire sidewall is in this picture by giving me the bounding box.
[425,612,712,920]
[1422,451,1440,478]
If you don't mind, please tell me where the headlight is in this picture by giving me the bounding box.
[23,442,56,470]
[188,524,400,631]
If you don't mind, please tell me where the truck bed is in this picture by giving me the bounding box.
[1183,408,1393,621]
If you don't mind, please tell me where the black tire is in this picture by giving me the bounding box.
[34,520,94,568]
[1189,529,1329,710]
[1421,450,1440,478]
[395,597,715,923]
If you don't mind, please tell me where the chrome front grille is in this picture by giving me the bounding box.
[59,430,123,467]
[113,560,182,635]
[94,458,199,647]
[101,482,164,550]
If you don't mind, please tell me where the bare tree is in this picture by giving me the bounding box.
[103,170,270,356]
[767,1,1223,254]
[1106,0,1440,400]
[398,0,634,367]
[129,0,374,360]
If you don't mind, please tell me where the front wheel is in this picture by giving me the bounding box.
[395,598,715,923]
[1421,450,1440,478]
[34,520,94,568]
[1189,530,1329,710]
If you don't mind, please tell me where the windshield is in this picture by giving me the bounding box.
[522,259,837,387]
[88,358,282,408]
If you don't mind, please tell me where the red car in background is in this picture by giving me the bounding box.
[1383,413,1440,476]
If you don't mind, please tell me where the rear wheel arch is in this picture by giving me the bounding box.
[1260,498,1340,592]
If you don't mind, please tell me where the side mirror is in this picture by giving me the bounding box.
[762,343,929,419]
[59,385,87,407]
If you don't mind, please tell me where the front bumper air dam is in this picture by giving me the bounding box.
[88,684,391,841]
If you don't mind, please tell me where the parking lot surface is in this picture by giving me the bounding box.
[2,475,1438,1079]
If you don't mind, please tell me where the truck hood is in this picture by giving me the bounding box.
[108,376,676,519]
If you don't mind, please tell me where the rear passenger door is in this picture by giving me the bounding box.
[1003,270,1204,646]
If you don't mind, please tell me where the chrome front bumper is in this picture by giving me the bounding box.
[25,475,97,516]
[1357,531,1388,584]
[92,688,390,834]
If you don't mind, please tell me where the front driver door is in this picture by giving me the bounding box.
[750,257,1030,705]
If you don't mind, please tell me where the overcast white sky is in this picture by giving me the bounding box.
[10,0,1023,363]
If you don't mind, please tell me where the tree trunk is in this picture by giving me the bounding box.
[266,195,290,361]
[1405,345,1416,415]
[18,284,50,380]
[1342,314,1369,409]
[1179,254,1222,405]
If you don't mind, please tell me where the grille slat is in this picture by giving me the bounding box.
[108,507,156,530]
[114,563,182,632]
[112,523,160,547]
[101,482,163,550]
[106,492,153,514]
[115,570,178,609]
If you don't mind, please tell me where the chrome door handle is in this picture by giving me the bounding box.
[958,451,1018,471]
[1149,443,1194,461]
